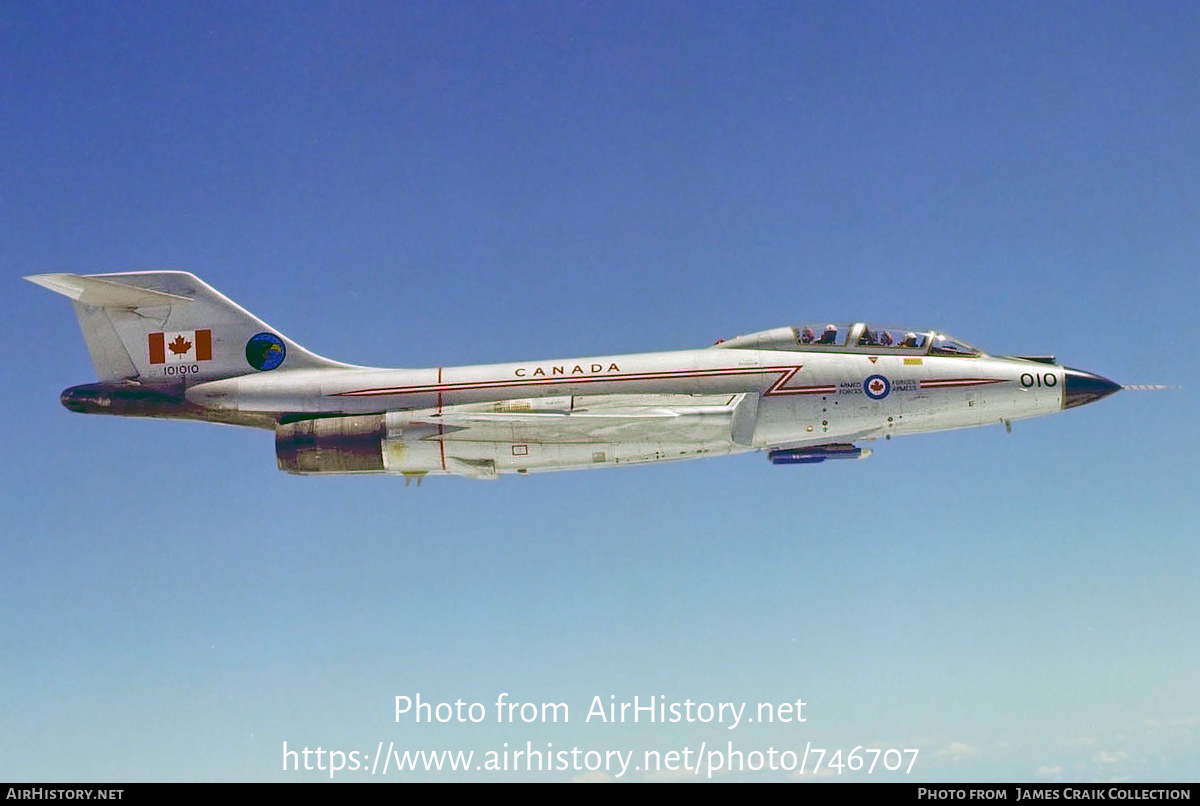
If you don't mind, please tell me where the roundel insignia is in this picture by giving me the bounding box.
[245,332,286,371]
[864,374,891,400]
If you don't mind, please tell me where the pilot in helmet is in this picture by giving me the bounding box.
[800,326,815,344]
[899,331,919,348]
[816,324,838,345]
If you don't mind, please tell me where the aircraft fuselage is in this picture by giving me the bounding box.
[28,272,1122,480]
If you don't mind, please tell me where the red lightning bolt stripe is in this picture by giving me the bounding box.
[332,365,834,399]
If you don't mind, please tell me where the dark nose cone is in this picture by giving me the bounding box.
[1062,368,1122,410]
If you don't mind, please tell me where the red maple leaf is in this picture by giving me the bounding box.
[168,335,192,356]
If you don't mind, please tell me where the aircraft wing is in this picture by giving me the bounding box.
[767,427,885,452]
[408,393,753,445]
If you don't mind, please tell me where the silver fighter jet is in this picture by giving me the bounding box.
[28,271,1122,480]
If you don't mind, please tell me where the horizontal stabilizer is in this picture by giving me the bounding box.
[25,273,192,308]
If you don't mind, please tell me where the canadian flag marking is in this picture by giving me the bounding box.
[149,330,213,364]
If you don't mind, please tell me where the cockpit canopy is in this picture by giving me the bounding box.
[716,323,983,357]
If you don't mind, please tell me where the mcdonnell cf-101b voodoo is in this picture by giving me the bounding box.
[28,271,1123,481]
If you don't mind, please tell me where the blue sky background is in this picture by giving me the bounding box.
[2,1,1196,782]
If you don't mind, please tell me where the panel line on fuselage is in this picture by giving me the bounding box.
[918,378,1007,389]
[437,366,446,472]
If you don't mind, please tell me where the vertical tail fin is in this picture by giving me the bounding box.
[26,271,349,384]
